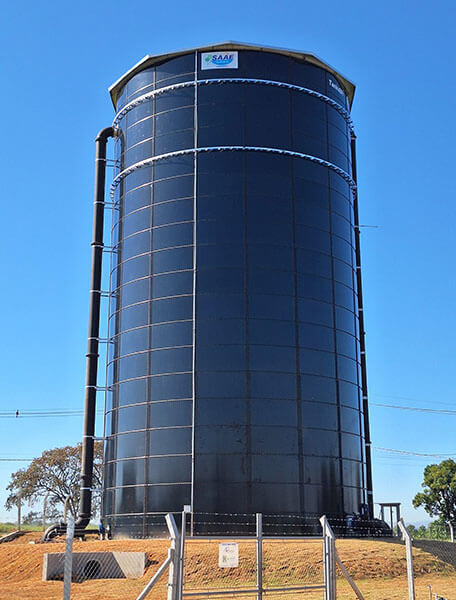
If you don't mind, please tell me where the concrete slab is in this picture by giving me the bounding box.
[0,531,22,544]
[42,551,147,581]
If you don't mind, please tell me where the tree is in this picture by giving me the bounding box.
[406,521,450,541]
[22,510,41,526]
[407,524,427,539]
[413,459,456,542]
[5,443,103,521]
[23,507,63,526]
[428,518,450,541]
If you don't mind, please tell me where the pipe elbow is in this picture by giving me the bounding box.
[95,126,116,143]
[42,517,91,542]
[42,521,65,542]
[75,515,90,529]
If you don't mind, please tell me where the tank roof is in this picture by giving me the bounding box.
[109,41,355,110]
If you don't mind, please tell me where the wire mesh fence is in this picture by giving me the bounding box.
[412,539,456,571]
[183,539,258,593]
[4,511,456,600]
[262,538,324,596]
[181,513,326,600]
[40,534,170,599]
[410,539,455,600]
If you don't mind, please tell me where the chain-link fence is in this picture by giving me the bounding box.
[3,511,456,600]
[412,539,456,570]
[181,513,326,600]
[183,538,257,595]
[39,515,171,600]
[411,538,455,600]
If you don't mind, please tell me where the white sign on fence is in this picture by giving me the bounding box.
[218,542,239,568]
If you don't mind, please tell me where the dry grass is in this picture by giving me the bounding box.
[0,532,455,599]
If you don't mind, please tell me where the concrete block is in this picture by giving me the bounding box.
[42,551,147,581]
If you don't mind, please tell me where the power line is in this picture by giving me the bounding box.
[371,403,456,415]
[0,409,104,419]
[371,393,456,409]
[0,449,453,464]
[373,446,455,458]
[5,403,452,417]
[0,408,105,413]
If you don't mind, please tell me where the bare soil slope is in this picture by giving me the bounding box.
[0,532,455,600]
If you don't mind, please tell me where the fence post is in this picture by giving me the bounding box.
[62,514,74,600]
[63,495,71,523]
[320,516,336,600]
[166,514,180,600]
[135,514,177,600]
[398,519,415,600]
[176,510,186,600]
[256,513,263,600]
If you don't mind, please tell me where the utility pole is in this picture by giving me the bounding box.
[42,491,50,531]
[17,492,22,532]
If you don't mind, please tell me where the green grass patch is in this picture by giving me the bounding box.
[0,522,17,534]
[0,522,42,534]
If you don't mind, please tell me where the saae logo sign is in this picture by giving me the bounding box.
[201,51,238,70]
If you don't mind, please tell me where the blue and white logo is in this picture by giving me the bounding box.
[201,51,238,70]
[211,54,233,66]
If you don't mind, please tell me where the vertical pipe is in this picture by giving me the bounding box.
[350,134,374,518]
[77,127,115,528]
[256,513,263,600]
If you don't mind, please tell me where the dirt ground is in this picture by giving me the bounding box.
[0,531,455,599]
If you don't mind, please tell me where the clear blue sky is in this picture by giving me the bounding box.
[0,0,455,525]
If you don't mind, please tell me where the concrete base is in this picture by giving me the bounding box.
[42,551,147,581]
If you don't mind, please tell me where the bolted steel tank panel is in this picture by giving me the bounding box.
[102,44,371,537]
